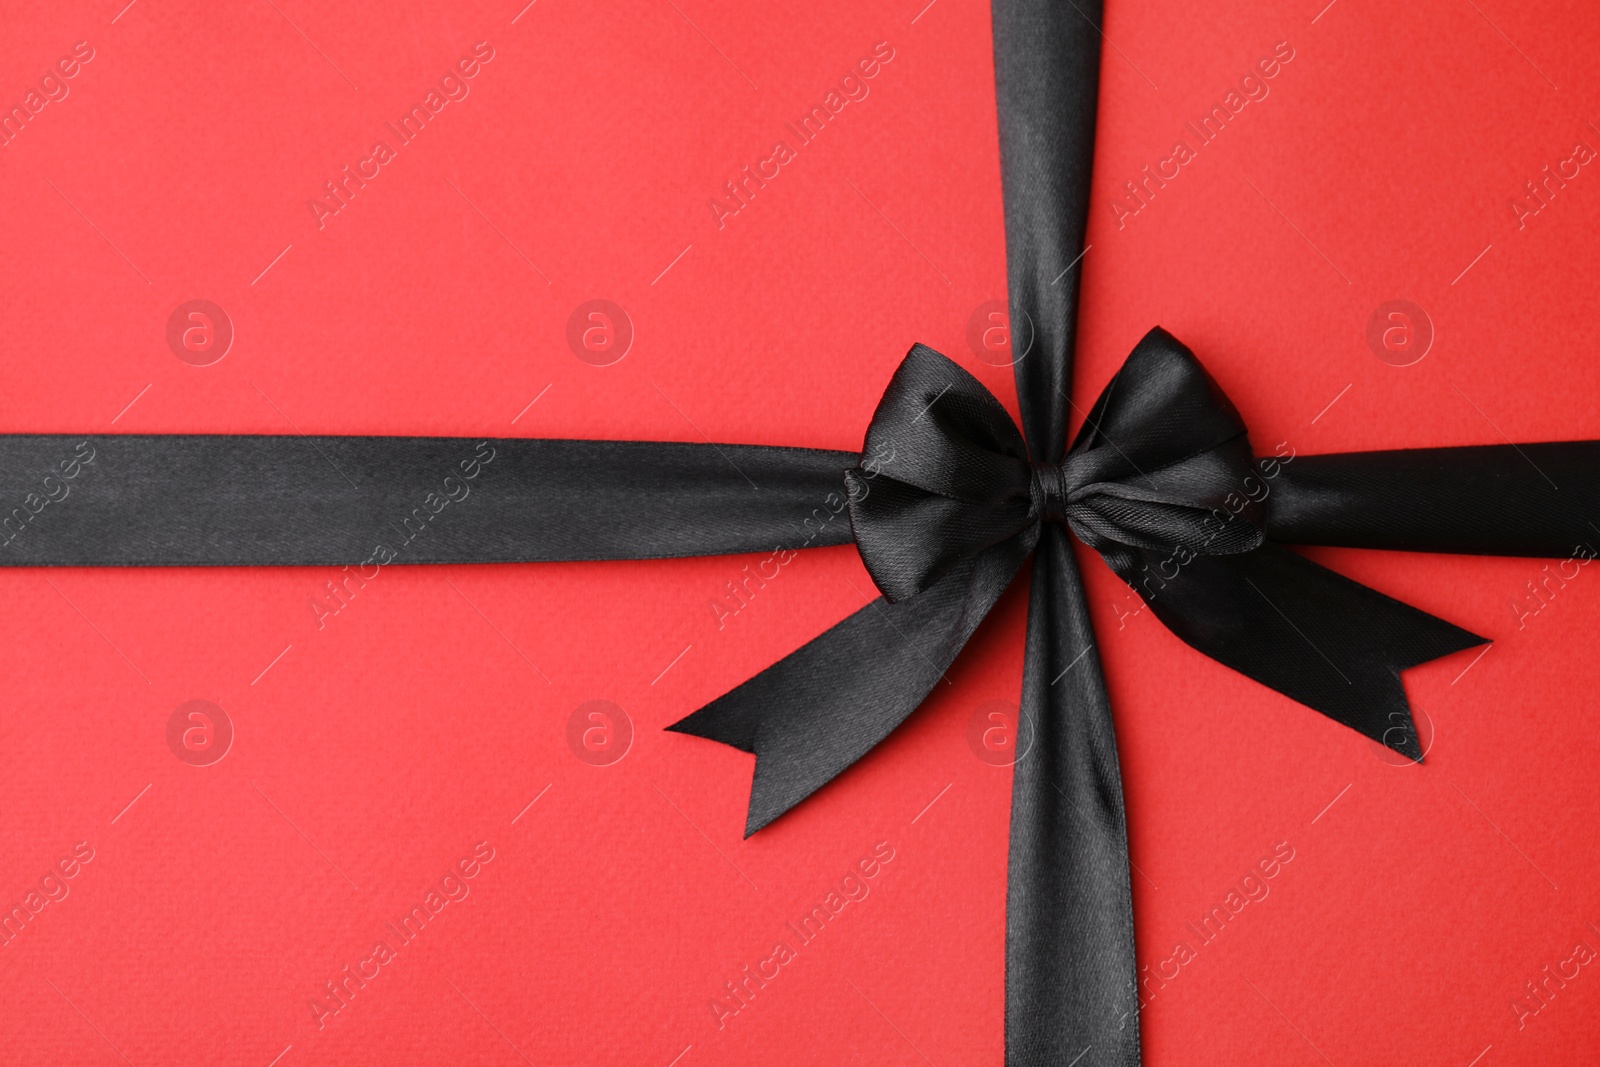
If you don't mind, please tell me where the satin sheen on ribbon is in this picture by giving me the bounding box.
[987,4,1142,1060]
[7,3,1600,1065]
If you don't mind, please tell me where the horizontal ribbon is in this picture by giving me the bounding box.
[0,436,853,565]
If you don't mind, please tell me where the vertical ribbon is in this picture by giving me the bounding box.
[992,3,1143,1064]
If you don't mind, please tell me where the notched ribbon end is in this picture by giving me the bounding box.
[1309,607,1489,764]
[1379,628,1492,765]
[663,701,782,838]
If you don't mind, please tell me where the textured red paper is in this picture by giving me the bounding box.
[2,1,1599,1064]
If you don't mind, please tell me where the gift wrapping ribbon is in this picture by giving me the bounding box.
[6,2,1599,1063]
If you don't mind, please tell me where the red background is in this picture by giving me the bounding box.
[2,0,1599,1064]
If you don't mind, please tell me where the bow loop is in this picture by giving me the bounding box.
[1058,326,1267,557]
[845,344,1037,602]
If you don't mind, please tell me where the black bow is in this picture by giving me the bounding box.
[858,327,1490,749]
[669,325,1503,835]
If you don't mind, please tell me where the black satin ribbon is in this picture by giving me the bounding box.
[5,4,1599,1065]
[0,436,853,565]
[989,3,1138,1062]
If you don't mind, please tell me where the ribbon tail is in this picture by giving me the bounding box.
[1007,526,1142,1067]
[668,532,1035,837]
[1127,543,1487,758]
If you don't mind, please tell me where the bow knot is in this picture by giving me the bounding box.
[1029,461,1072,525]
